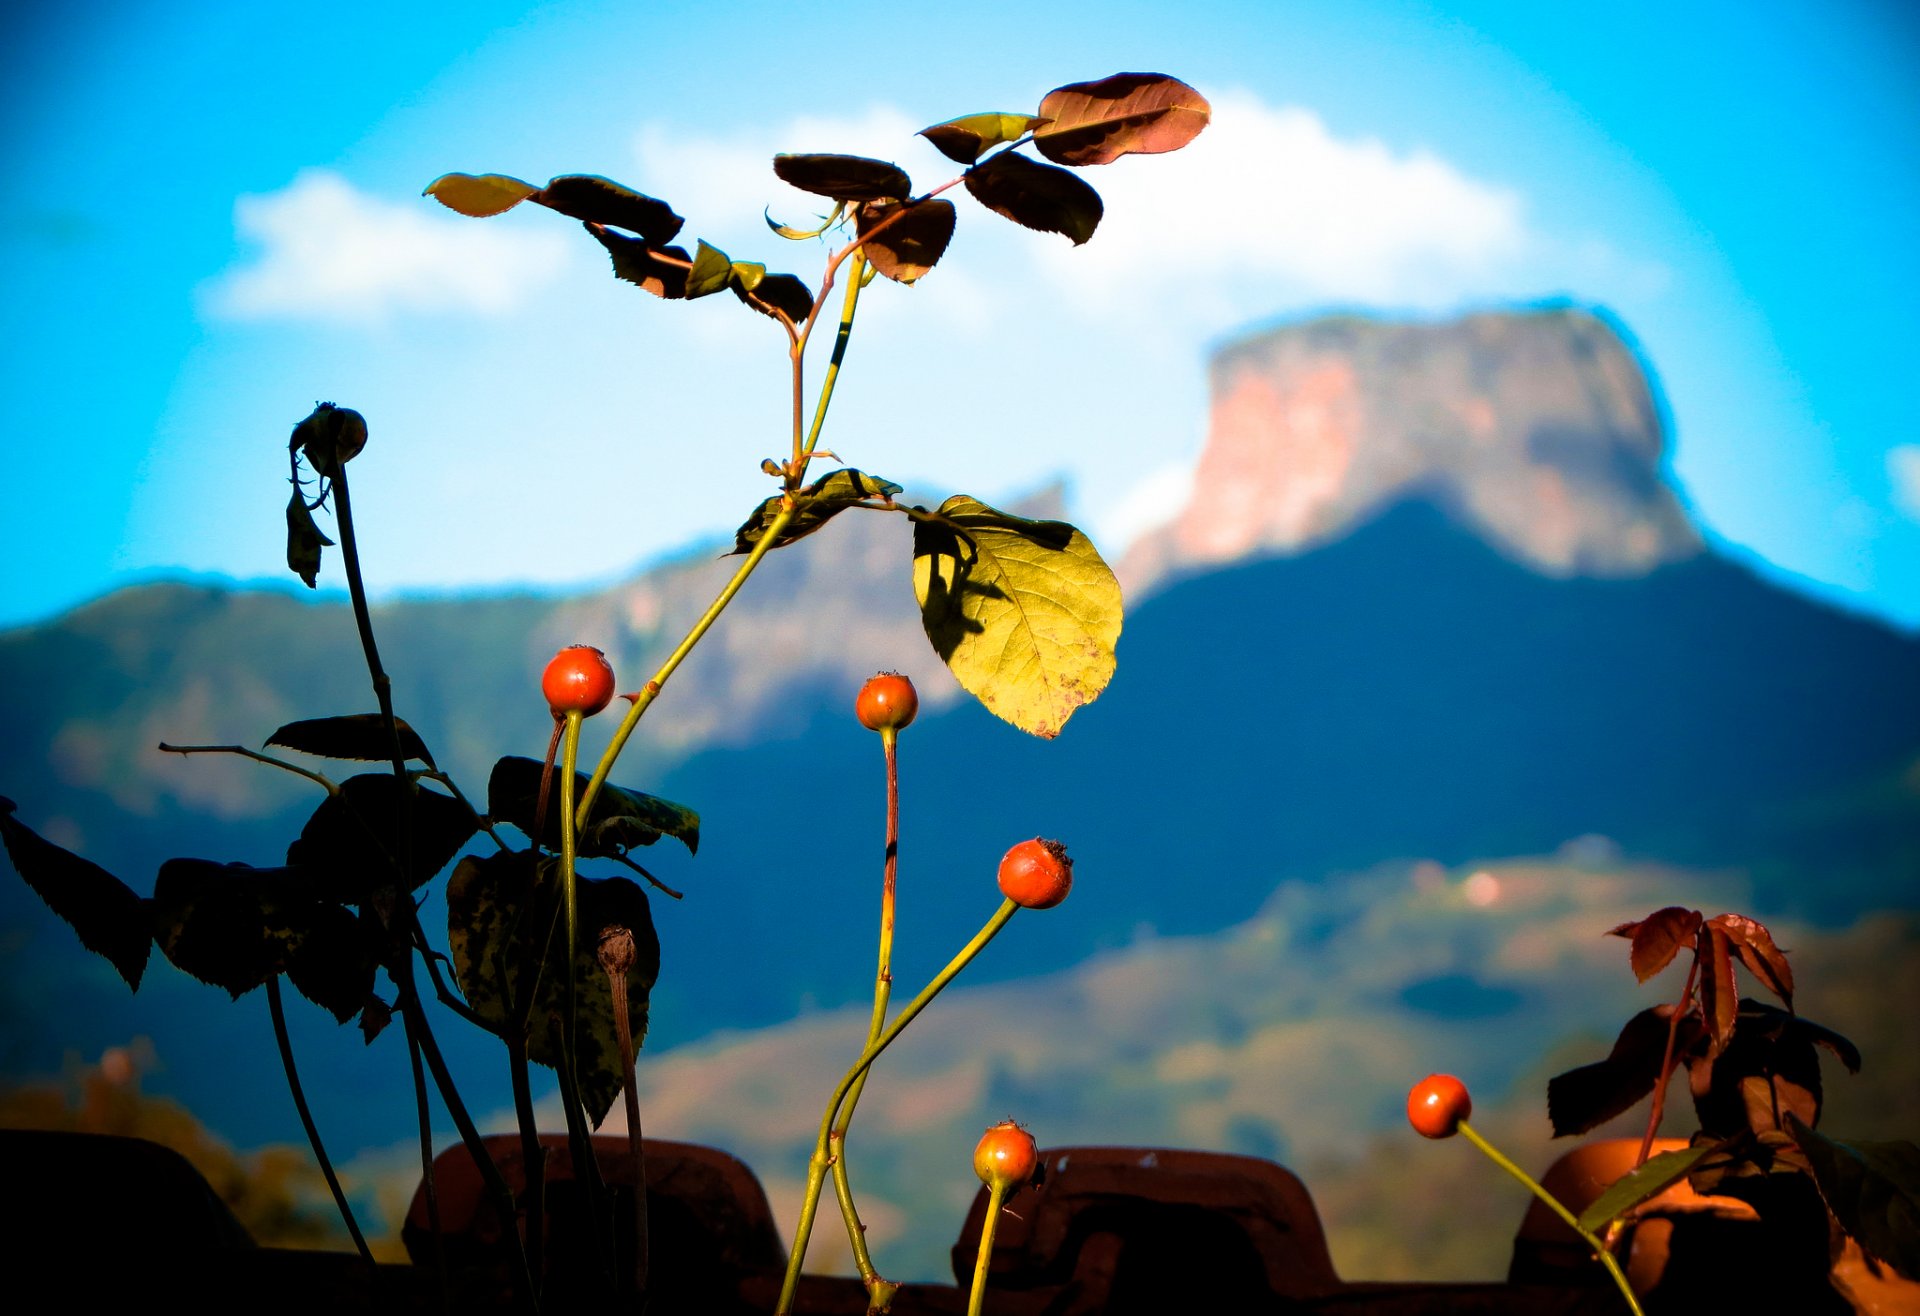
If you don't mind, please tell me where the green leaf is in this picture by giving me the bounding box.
[963,152,1102,245]
[685,240,734,299]
[266,715,435,769]
[918,113,1049,164]
[285,491,332,589]
[772,154,911,202]
[150,860,351,1004]
[447,852,660,1124]
[1033,73,1211,167]
[912,495,1121,738]
[731,468,903,554]
[424,172,541,217]
[856,199,956,284]
[765,201,845,240]
[732,269,813,324]
[585,225,691,298]
[1787,1116,1920,1279]
[487,756,699,857]
[0,797,152,991]
[1576,1144,1720,1232]
[534,175,684,244]
[285,774,477,903]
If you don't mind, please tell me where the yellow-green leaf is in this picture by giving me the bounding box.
[424,172,540,217]
[919,113,1050,164]
[912,495,1121,738]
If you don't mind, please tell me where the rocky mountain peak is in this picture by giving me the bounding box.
[1122,306,1701,591]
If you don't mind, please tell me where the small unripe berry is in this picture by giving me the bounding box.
[855,671,918,733]
[1407,1074,1472,1139]
[997,838,1072,909]
[973,1120,1039,1191]
[543,645,616,718]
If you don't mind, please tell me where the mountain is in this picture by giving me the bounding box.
[3,304,1916,1173]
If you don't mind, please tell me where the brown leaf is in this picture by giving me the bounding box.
[585,226,690,298]
[1546,1005,1702,1137]
[964,151,1102,245]
[1615,906,1701,982]
[856,198,956,283]
[1697,923,1739,1058]
[772,154,911,202]
[1034,73,1211,167]
[534,175,684,244]
[1712,912,1795,1008]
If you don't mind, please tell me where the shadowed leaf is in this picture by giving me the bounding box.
[730,267,813,324]
[285,774,476,902]
[964,152,1102,245]
[1608,906,1701,983]
[912,495,1120,738]
[1034,73,1211,166]
[1688,1001,1855,1140]
[773,154,911,202]
[535,175,684,244]
[585,225,691,298]
[284,903,377,1024]
[1547,1005,1701,1137]
[150,860,346,1003]
[857,199,956,284]
[685,240,734,299]
[732,468,903,554]
[1698,922,1739,1057]
[0,797,151,991]
[447,852,660,1123]
[1786,1116,1920,1279]
[488,756,698,857]
[919,112,1049,164]
[1577,1143,1721,1232]
[266,715,435,769]
[1713,912,1794,1008]
[424,172,540,217]
[286,492,332,588]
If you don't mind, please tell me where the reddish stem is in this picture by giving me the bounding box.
[532,718,563,847]
[1635,957,1700,1169]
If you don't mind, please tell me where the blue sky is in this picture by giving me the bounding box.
[2,0,1917,629]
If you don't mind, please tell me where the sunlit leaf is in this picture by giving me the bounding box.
[285,774,477,902]
[534,175,684,244]
[1787,1116,1920,1279]
[1547,1005,1702,1138]
[285,492,332,589]
[585,225,691,298]
[732,468,903,554]
[732,269,813,325]
[772,154,911,202]
[685,240,734,299]
[150,859,341,1002]
[856,199,956,284]
[266,715,435,769]
[1712,912,1794,1008]
[1034,73,1211,166]
[0,797,151,991]
[1697,922,1739,1057]
[912,495,1120,738]
[963,152,1102,245]
[919,112,1049,164]
[1607,906,1700,983]
[447,852,660,1123]
[1576,1143,1721,1232]
[766,201,845,240]
[423,172,540,218]
[487,757,698,857]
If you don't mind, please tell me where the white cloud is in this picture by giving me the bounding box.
[206,169,571,322]
[1890,445,1920,520]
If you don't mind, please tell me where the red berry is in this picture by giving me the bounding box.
[972,1120,1039,1190]
[998,838,1072,909]
[542,645,616,718]
[855,671,918,732]
[1407,1074,1472,1139]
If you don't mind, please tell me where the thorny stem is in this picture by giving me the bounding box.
[828,723,901,1300]
[611,851,684,900]
[599,926,650,1308]
[1458,1121,1645,1316]
[574,504,797,829]
[405,1010,452,1313]
[776,899,1020,1316]
[158,743,336,794]
[266,975,372,1263]
[965,1182,1010,1316]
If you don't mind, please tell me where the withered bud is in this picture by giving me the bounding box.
[597,924,637,977]
[292,402,369,478]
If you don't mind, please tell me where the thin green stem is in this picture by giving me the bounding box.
[267,976,372,1263]
[966,1182,1009,1316]
[158,743,337,795]
[792,251,868,488]
[1459,1121,1644,1316]
[574,503,797,829]
[775,899,1020,1316]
